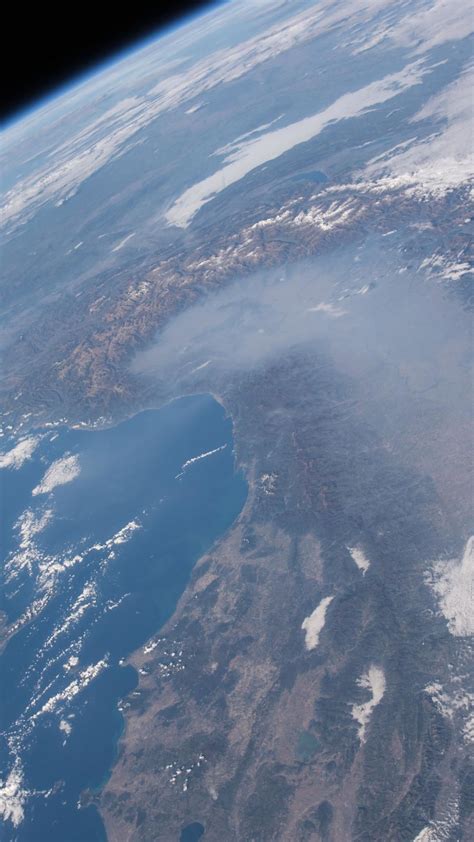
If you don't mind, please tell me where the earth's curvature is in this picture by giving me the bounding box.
[0,1,473,841]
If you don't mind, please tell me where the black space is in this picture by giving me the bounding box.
[3,1,219,124]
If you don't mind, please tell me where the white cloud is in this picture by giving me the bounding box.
[390,0,473,54]
[17,507,53,545]
[367,62,474,195]
[43,582,97,649]
[2,1,472,230]
[0,436,41,470]
[31,658,108,720]
[59,719,72,738]
[177,444,227,477]
[0,2,364,230]
[166,60,428,227]
[89,518,141,552]
[351,0,473,57]
[307,302,347,318]
[32,454,80,496]
[429,536,474,637]
[0,759,26,828]
[111,232,135,252]
[4,507,53,582]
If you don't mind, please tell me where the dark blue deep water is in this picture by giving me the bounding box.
[180,822,205,842]
[0,395,247,841]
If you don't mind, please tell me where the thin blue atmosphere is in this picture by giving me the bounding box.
[0,394,247,840]
[2,0,227,131]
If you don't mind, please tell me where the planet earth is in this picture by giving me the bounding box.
[0,1,473,841]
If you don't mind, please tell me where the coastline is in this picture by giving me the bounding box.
[1,391,248,840]
[95,400,255,828]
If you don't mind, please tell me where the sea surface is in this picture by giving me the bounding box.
[0,395,247,841]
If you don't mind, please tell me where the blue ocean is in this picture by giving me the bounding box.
[0,394,247,841]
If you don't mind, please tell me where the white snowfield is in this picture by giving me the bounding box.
[411,793,461,841]
[413,826,436,841]
[348,545,371,574]
[301,595,334,650]
[424,680,474,746]
[351,665,386,742]
[420,252,474,282]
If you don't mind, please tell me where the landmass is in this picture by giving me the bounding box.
[1,9,473,834]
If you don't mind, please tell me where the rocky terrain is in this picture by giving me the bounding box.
[1,2,473,839]
[1,177,472,430]
[2,172,473,841]
[98,348,473,840]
